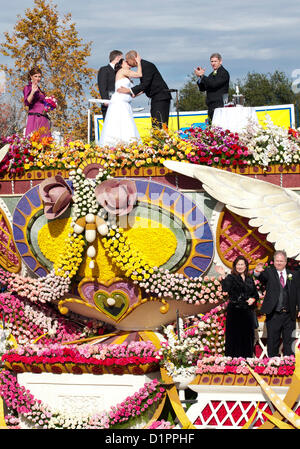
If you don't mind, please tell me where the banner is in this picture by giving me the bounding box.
[93,104,295,143]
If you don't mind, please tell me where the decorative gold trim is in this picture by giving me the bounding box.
[2,164,300,182]
[58,297,100,315]
[248,350,300,429]
[160,367,196,429]
[0,207,21,273]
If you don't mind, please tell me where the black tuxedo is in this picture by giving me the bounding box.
[197,65,230,121]
[131,59,171,127]
[258,266,300,356]
[97,64,116,120]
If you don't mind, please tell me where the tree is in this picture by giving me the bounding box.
[178,74,207,111]
[0,100,25,138]
[178,70,298,115]
[0,0,96,139]
[237,71,296,107]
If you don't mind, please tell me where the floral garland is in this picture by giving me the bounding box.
[0,292,104,345]
[53,233,85,278]
[0,370,166,429]
[196,354,295,376]
[2,341,160,371]
[102,226,226,305]
[0,267,71,304]
[1,119,300,178]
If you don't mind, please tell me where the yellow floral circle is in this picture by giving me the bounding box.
[38,216,177,282]
[38,218,72,263]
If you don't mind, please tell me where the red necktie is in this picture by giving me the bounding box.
[280,272,285,288]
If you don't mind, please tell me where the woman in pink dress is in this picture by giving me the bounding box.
[23,68,51,137]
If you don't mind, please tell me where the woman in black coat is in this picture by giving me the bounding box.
[216,256,259,358]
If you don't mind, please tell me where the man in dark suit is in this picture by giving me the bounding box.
[255,250,300,357]
[118,50,171,128]
[97,50,123,120]
[194,53,230,122]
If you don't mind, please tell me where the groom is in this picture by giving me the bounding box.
[97,50,123,120]
[117,50,171,128]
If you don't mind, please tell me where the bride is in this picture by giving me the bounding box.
[99,54,142,147]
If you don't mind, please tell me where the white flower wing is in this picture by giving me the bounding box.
[164,161,300,260]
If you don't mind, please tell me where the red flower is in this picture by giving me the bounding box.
[91,366,103,375]
[131,366,145,375]
[71,365,83,375]
[111,366,124,375]
[51,365,63,374]
[11,363,24,373]
[31,365,43,374]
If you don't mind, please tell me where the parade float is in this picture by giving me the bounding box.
[0,112,300,430]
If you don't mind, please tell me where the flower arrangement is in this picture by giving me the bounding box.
[184,126,250,168]
[159,324,200,377]
[158,302,228,377]
[0,134,33,177]
[196,355,295,376]
[185,302,227,356]
[239,116,300,168]
[0,370,166,429]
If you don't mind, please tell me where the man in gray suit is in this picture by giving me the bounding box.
[255,250,300,357]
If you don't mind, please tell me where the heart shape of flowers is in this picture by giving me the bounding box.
[94,289,129,321]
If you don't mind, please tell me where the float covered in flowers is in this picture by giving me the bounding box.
[0,116,300,429]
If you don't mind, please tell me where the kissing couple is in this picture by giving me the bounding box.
[99,50,171,147]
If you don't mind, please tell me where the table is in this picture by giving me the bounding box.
[212,106,259,133]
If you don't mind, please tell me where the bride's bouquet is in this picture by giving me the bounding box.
[43,96,57,112]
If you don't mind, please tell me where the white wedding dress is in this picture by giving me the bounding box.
[99,77,141,147]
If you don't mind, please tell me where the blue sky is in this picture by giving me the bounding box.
[1,0,300,110]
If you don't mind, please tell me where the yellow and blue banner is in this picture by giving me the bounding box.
[93,104,295,143]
